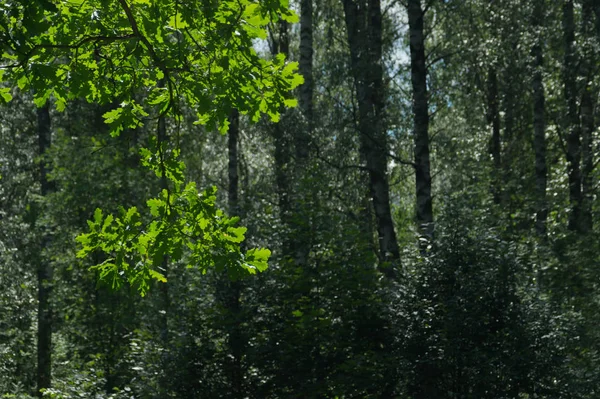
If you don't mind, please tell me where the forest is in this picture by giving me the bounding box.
[1,0,599,397]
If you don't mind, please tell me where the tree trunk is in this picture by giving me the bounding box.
[563,0,583,233]
[272,20,293,254]
[408,0,434,242]
[228,109,240,216]
[293,0,314,267]
[226,108,244,398]
[343,0,400,274]
[580,0,596,233]
[502,61,516,211]
[299,0,314,134]
[580,89,594,233]
[532,0,547,237]
[593,0,600,40]
[36,104,53,397]
[157,102,170,344]
[487,66,502,204]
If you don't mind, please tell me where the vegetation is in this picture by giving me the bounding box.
[1,0,599,397]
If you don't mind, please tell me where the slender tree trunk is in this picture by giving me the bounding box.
[593,0,600,39]
[226,108,244,398]
[487,66,502,204]
[229,109,240,216]
[563,0,583,233]
[36,104,53,397]
[299,0,313,134]
[272,20,293,254]
[294,0,314,267]
[502,61,516,210]
[343,0,400,274]
[157,101,169,344]
[580,90,594,233]
[532,3,548,236]
[408,0,434,242]
[580,0,596,233]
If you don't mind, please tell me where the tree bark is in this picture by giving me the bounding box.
[487,66,502,204]
[580,0,596,233]
[408,0,434,242]
[343,0,400,273]
[228,109,240,217]
[226,108,244,398]
[293,0,314,267]
[157,98,170,344]
[502,60,516,209]
[532,0,548,237]
[593,0,600,40]
[272,20,293,254]
[36,104,53,397]
[563,0,583,233]
[299,0,314,135]
[580,89,594,233]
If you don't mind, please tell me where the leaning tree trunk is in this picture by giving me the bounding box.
[563,0,583,233]
[408,0,434,242]
[343,0,400,276]
[531,1,548,237]
[36,104,53,397]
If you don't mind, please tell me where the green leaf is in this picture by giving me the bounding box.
[0,88,12,103]
[284,98,298,107]
[149,269,167,283]
[147,198,165,217]
[102,108,125,137]
[245,248,271,272]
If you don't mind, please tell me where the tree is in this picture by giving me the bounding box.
[35,104,53,396]
[1,0,600,397]
[342,0,400,273]
[407,0,434,242]
[1,0,302,291]
[563,0,584,233]
[532,0,548,236]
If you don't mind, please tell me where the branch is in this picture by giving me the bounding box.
[426,51,457,71]
[312,143,369,172]
[1,34,136,69]
[117,0,162,68]
[387,152,417,167]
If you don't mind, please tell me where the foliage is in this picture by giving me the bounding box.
[399,214,572,398]
[1,0,301,127]
[76,150,269,296]
[1,0,600,397]
[1,0,303,287]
